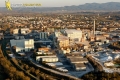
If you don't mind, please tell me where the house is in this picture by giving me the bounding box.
[109,28,117,31]
[13,29,19,34]
[20,28,30,34]
[84,45,89,50]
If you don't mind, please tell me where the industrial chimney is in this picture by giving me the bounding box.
[93,19,95,35]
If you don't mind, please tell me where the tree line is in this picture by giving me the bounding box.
[82,71,120,80]
[0,45,30,80]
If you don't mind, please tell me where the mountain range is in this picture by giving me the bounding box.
[64,2,120,11]
[1,2,120,12]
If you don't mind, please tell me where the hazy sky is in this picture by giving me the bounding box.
[1,0,120,7]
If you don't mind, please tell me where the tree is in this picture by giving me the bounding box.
[24,64,29,70]
[9,66,16,73]
[26,70,30,73]
[23,76,30,80]
[35,69,40,76]
[14,71,24,80]
[2,23,10,31]
[8,72,14,78]
[30,67,35,74]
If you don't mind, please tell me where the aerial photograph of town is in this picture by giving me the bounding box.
[1,0,120,80]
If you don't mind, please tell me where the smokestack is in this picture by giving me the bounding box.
[93,19,95,35]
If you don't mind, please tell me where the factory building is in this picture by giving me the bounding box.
[10,39,34,52]
[61,29,82,42]
[73,63,86,71]
[57,35,70,48]
[36,56,58,62]
[39,32,48,40]
[67,54,88,71]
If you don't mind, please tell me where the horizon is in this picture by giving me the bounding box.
[0,0,120,7]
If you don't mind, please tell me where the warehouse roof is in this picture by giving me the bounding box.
[68,58,88,63]
[74,63,86,68]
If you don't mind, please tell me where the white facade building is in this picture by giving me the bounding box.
[36,56,58,62]
[61,29,82,42]
[10,39,34,52]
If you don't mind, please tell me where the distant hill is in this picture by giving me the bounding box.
[0,2,120,12]
[63,2,120,11]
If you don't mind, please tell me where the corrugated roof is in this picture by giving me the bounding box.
[69,58,88,62]
[74,63,86,67]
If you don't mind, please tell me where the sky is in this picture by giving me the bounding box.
[1,0,120,7]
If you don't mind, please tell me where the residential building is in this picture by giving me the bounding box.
[13,29,19,34]
[21,28,30,34]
